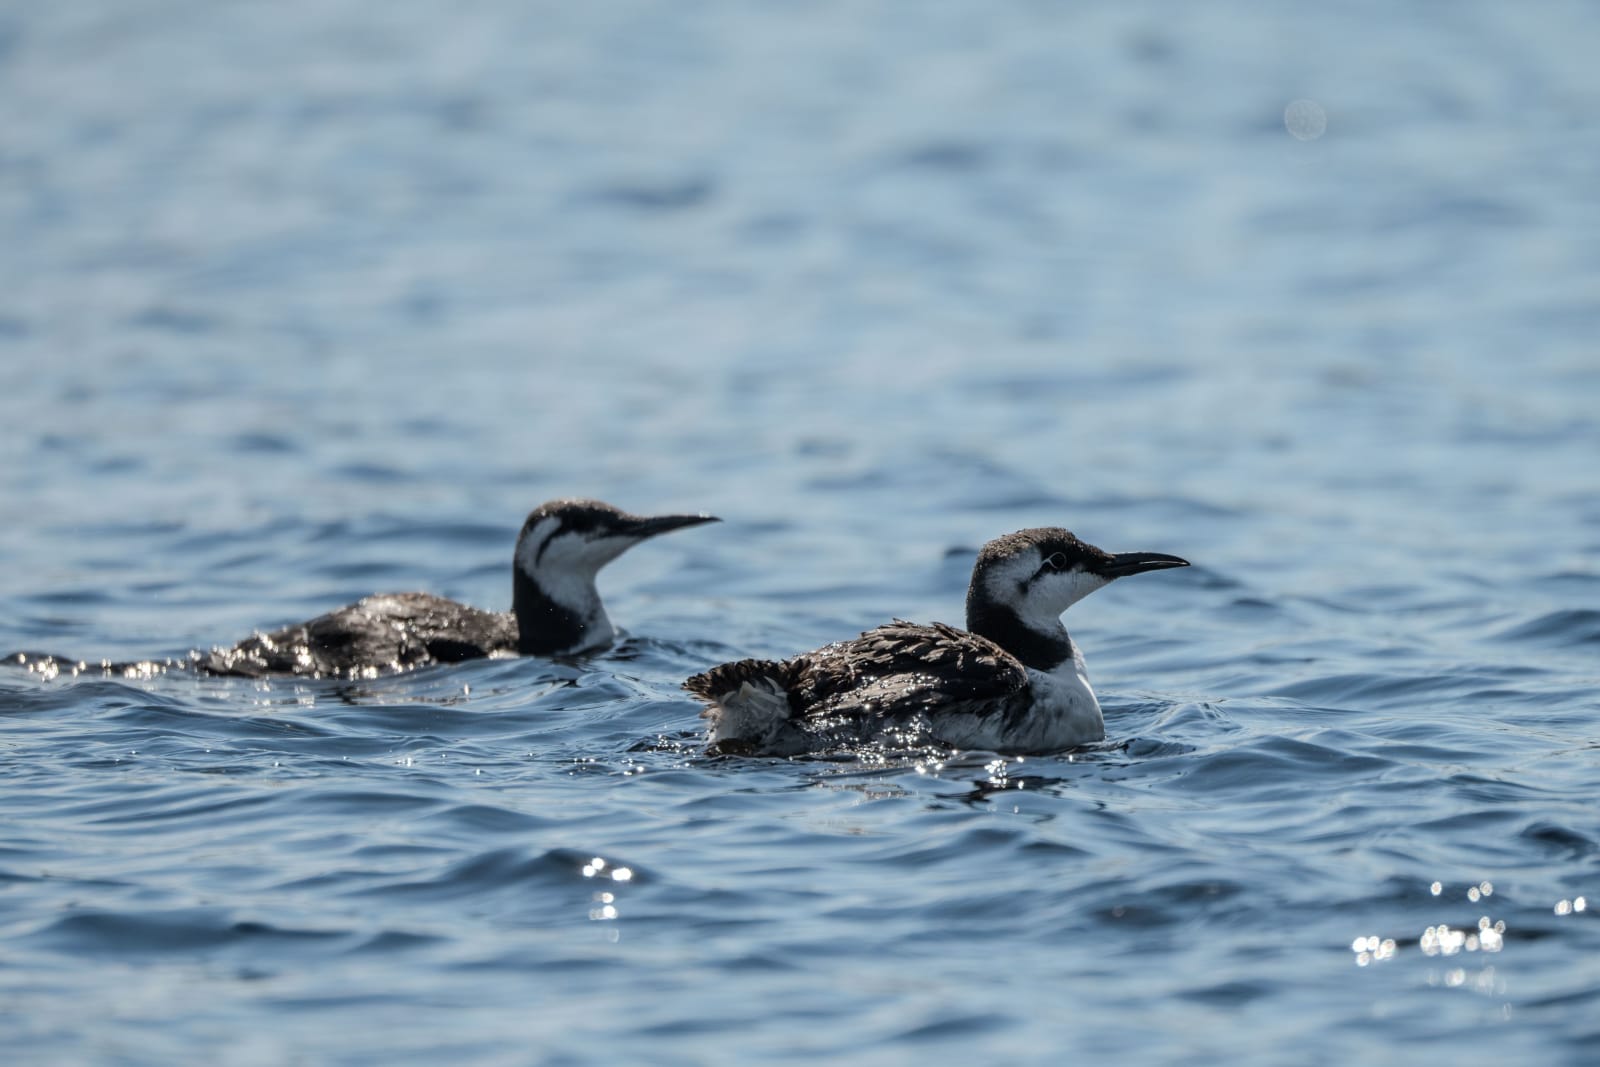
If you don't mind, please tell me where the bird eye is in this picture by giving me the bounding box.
[1042,552,1069,572]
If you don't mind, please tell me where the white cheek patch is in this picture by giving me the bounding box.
[514,517,560,576]
[978,549,1114,626]
[981,551,1042,603]
[527,531,636,610]
[1054,569,1110,609]
[546,532,632,572]
[1034,570,1111,624]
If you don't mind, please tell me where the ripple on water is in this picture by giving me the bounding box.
[349,847,644,905]
[1518,821,1599,861]
[23,908,347,957]
[1175,734,1396,795]
[1268,671,1487,707]
[1494,608,1600,647]
[2,2,1599,1061]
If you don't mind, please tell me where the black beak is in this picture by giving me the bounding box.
[1098,551,1190,579]
[625,513,721,539]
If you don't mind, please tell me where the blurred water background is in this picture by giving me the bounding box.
[2,2,1598,1063]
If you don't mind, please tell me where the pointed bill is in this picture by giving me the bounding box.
[623,513,721,540]
[1097,551,1190,579]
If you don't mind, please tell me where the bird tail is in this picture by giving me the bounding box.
[684,659,797,754]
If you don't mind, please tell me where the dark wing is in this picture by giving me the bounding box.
[202,593,517,678]
[791,620,1028,722]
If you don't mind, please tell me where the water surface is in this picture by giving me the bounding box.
[2,2,1599,1063]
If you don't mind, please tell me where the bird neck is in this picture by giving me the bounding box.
[965,600,1075,673]
[512,565,611,655]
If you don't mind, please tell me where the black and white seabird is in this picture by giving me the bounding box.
[14,499,718,680]
[685,527,1188,756]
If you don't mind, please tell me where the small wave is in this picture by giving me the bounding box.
[348,847,646,903]
[416,803,555,836]
[1177,735,1395,793]
[25,908,344,956]
[1173,979,1276,1006]
[1269,672,1471,706]
[581,176,715,212]
[891,1012,1011,1042]
[347,929,447,955]
[1520,820,1598,859]
[66,787,278,828]
[1494,609,1600,647]
[1085,875,1251,929]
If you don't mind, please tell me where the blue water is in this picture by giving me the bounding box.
[3,1,1599,1062]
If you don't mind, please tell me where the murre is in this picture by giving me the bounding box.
[13,499,718,680]
[685,527,1187,755]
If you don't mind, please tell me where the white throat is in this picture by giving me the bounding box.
[514,519,629,650]
[980,555,1110,636]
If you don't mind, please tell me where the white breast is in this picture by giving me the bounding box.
[1022,660,1104,749]
[929,658,1104,754]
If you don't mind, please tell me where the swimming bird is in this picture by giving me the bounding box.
[685,527,1187,755]
[14,499,718,680]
